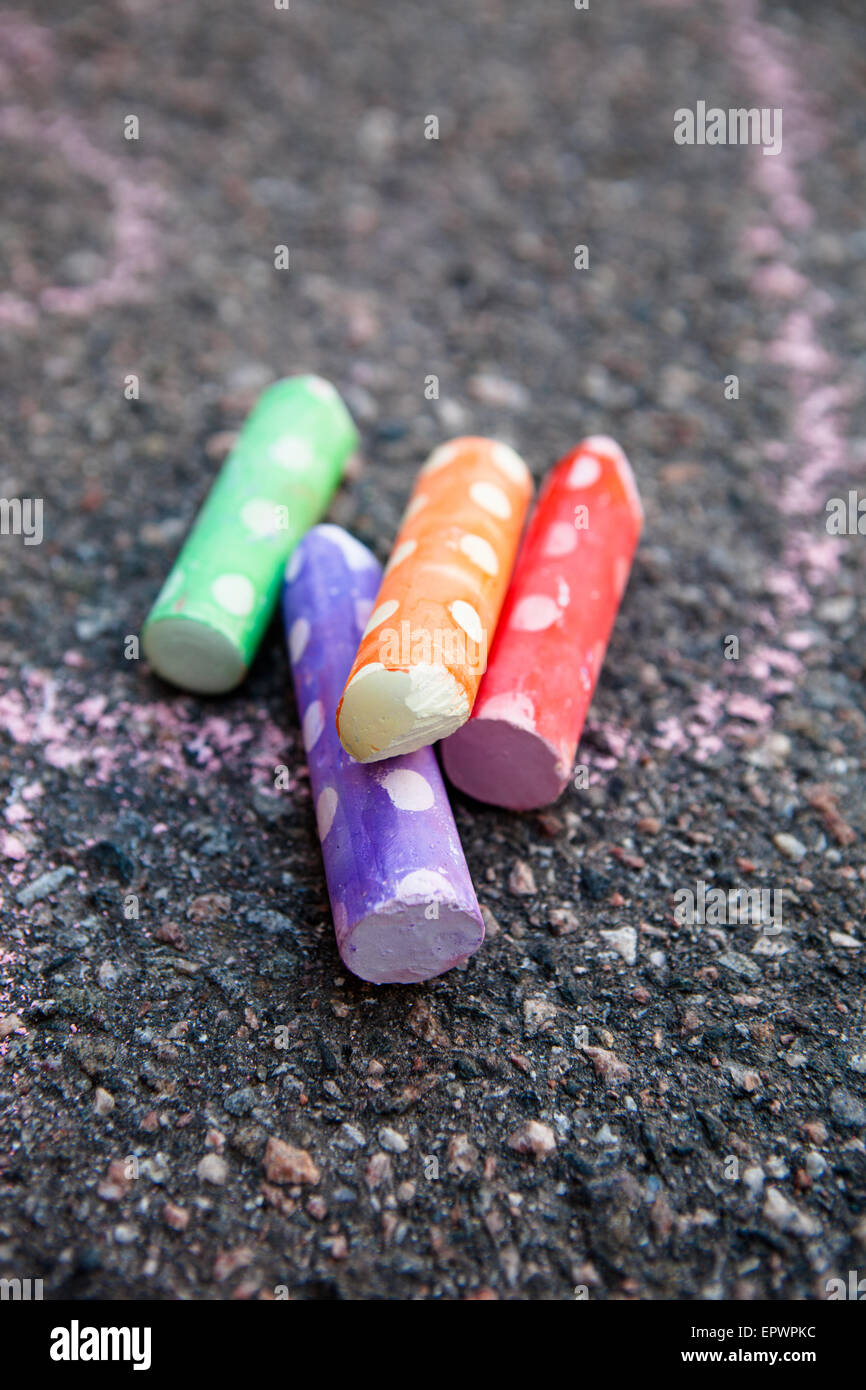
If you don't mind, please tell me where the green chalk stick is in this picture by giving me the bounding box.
[142,375,358,694]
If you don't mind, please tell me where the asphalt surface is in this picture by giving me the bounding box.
[1,0,865,1301]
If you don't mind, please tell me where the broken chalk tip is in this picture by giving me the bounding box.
[336,436,533,762]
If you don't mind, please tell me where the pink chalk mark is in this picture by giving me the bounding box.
[726,693,773,724]
[724,0,854,638]
[0,13,165,327]
[641,0,851,764]
[0,12,57,91]
[0,668,290,792]
[0,831,27,860]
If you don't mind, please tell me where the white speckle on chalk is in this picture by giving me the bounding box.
[450,599,483,645]
[402,493,429,523]
[270,436,315,471]
[490,442,531,486]
[511,594,560,631]
[320,525,375,571]
[289,617,310,663]
[303,375,338,401]
[384,538,417,575]
[469,480,511,519]
[316,786,338,840]
[476,691,536,730]
[345,660,384,689]
[355,597,374,632]
[421,442,460,475]
[363,598,399,636]
[240,498,281,537]
[557,577,571,608]
[396,869,453,901]
[286,547,304,583]
[614,555,630,598]
[567,453,602,489]
[459,533,498,575]
[333,900,348,932]
[380,768,435,811]
[543,521,578,557]
[582,434,627,468]
[155,567,184,607]
[303,699,325,752]
[211,573,255,616]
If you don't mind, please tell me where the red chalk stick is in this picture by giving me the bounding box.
[440,437,643,809]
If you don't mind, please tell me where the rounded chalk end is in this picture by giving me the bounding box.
[340,904,485,984]
[580,434,644,528]
[338,662,469,763]
[441,717,569,811]
[142,617,247,695]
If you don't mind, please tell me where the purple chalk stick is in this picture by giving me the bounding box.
[282,524,485,984]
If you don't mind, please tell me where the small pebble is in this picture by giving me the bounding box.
[507,1120,556,1159]
[93,1087,115,1115]
[773,832,807,862]
[801,1120,828,1145]
[163,1202,190,1231]
[580,1044,631,1084]
[763,1186,820,1237]
[197,1153,228,1185]
[508,860,536,895]
[594,1124,619,1146]
[98,1160,132,1202]
[263,1137,320,1185]
[365,1151,393,1190]
[213,1246,253,1282]
[717,951,762,982]
[406,999,450,1047]
[548,907,579,936]
[338,1123,366,1149]
[187,893,231,922]
[15,865,75,906]
[742,1164,764,1195]
[804,1151,826,1178]
[447,1134,479,1174]
[829,931,861,949]
[523,996,557,1036]
[479,904,501,938]
[600,926,637,965]
[377,1126,408,1154]
[468,373,529,410]
[828,1087,866,1129]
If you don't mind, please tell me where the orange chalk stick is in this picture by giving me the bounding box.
[337,437,533,762]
